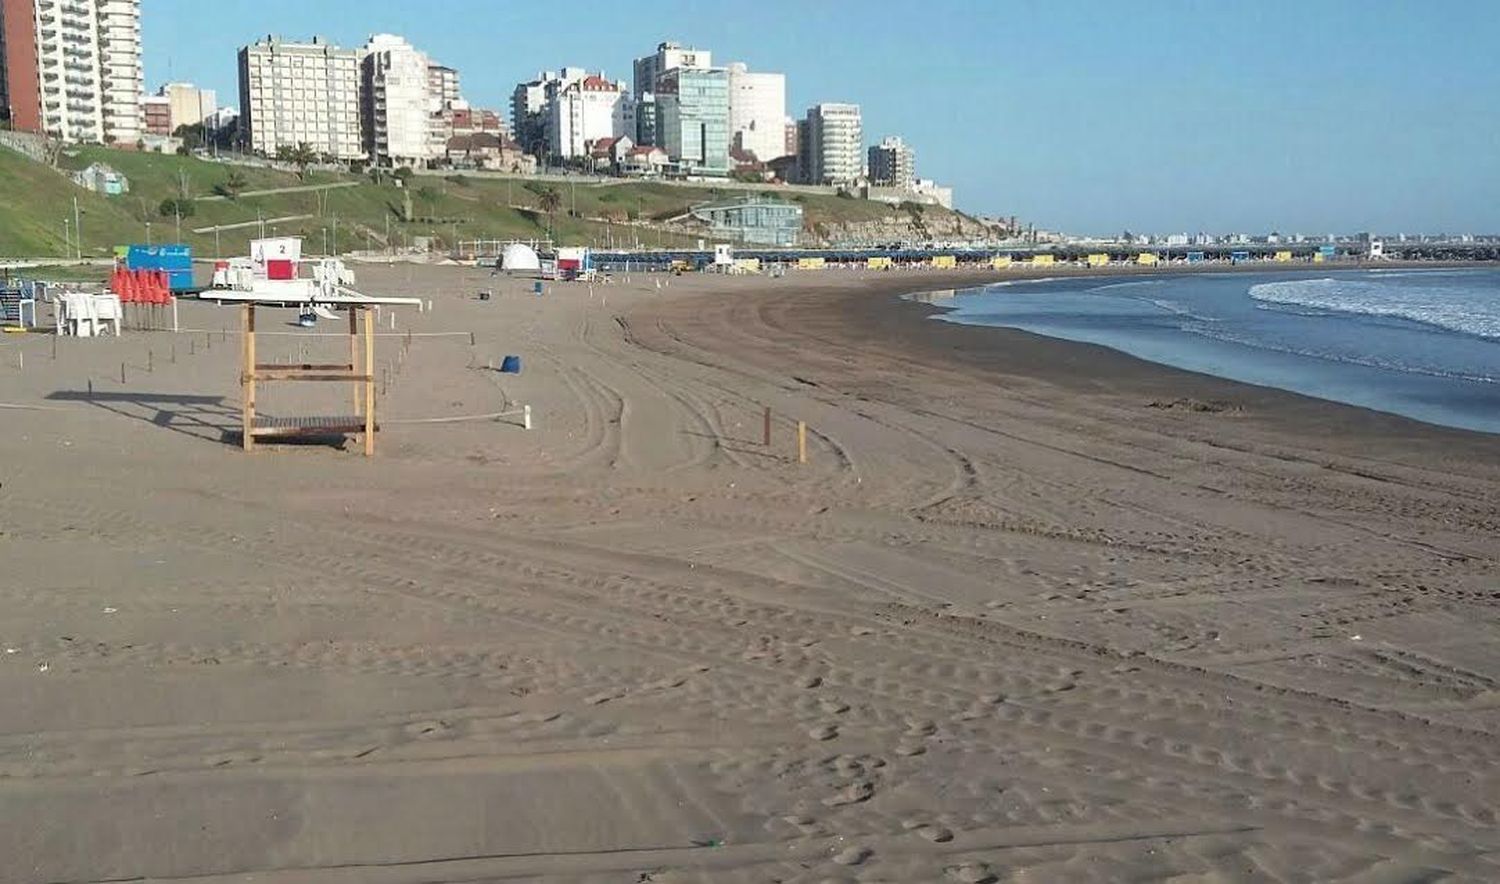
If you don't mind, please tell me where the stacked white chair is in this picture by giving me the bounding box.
[91,293,122,336]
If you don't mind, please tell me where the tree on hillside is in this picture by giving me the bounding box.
[173,123,205,151]
[276,142,318,180]
[158,197,195,219]
[214,170,249,199]
[537,187,562,239]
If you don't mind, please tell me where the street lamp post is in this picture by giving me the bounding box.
[145,220,152,246]
[62,219,70,259]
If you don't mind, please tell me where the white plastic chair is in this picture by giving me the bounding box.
[90,294,122,336]
[58,293,94,337]
[57,297,101,337]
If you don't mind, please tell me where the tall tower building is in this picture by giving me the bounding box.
[632,40,711,101]
[238,35,363,160]
[656,66,729,177]
[803,103,862,185]
[867,135,915,188]
[726,62,785,162]
[95,0,141,142]
[359,34,435,167]
[0,0,142,143]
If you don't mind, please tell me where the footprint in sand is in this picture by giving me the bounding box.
[948,862,997,883]
[902,819,956,842]
[895,742,927,757]
[823,780,875,807]
[808,724,839,741]
[404,720,453,739]
[905,719,937,737]
[585,689,625,706]
[820,699,850,715]
[832,845,871,866]
[798,674,824,689]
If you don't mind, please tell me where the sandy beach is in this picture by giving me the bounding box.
[1,264,1497,883]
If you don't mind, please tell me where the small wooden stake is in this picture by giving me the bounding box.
[797,421,807,464]
[120,362,126,384]
[763,406,772,446]
[148,349,153,372]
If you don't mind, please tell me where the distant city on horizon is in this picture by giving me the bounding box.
[0,1,1492,240]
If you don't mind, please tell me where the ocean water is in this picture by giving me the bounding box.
[928,268,1500,434]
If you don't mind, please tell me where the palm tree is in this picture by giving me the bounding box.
[537,187,562,240]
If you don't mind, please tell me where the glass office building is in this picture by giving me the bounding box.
[657,68,730,177]
[691,195,803,246]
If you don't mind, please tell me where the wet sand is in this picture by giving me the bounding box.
[0,264,1496,883]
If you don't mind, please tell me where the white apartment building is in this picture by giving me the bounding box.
[632,41,710,99]
[867,135,915,188]
[360,34,435,166]
[546,73,631,160]
[95,0,141,141]
[160,81,215,130]
[238,36,362,160]
[1,0,142,143]
[804,103,862,185]
[726,62,786,162]
[427,63,459,110]
[511,67,583,154]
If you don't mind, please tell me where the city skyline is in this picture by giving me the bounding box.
[132,0,1500,234]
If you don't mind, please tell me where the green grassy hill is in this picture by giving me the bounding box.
[1,144,966,259]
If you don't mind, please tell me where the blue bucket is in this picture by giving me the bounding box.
[500,355,521,373]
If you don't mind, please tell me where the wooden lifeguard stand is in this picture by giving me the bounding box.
[210,289,422,456]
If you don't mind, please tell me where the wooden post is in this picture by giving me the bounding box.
[763,406,772,446]
[797,421,807,464]
[242,304,256,452]
[363,307,376,457]
[349,308,360,416]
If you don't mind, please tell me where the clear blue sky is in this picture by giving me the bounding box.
[144,0,1500,235]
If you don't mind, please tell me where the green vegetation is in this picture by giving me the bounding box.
[0,145,958,259]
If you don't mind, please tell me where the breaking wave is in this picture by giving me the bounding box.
[1249,277,1500,340]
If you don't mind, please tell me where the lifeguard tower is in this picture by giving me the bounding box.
[206,238,422,456]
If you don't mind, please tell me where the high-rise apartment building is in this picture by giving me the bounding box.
[238,35,362,160]
[867,135,915,188]
[0,0,142,142]
[632,41,710,102]
[427,63,459,110]
[726,62,786,163]
[160,81,215,130]
[803,103,862,185]
[545,72,631,160]
[656,66,729,177]
[511,68,582,156]
[360,34,435,166]
[95,0,140,141]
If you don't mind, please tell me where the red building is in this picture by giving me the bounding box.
[0,0,43,133]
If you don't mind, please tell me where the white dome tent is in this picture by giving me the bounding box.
[499,242,541,274]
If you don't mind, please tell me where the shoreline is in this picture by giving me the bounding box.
[856,267,1500,446]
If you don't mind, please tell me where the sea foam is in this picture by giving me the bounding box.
[1249,276,1500,340]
